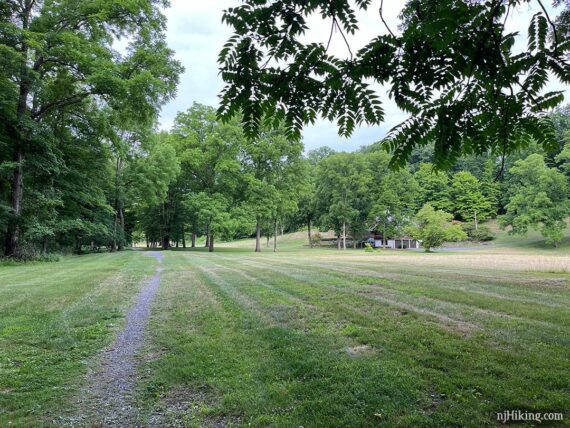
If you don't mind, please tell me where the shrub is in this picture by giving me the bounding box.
[411,204,467,251]
[364,242,375,252]
[445,224,468,242]
[4,243,62,263]
[462,223,495,241]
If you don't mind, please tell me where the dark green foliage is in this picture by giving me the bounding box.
[500,153,570,247]
[415,163,453,212]
[218,0,569,168]
[450,171,493,222]
[462,223,496,241]
[138,104,307,252]
[553,0,570,51]
[315,152,371,247]
[0,0,182,258]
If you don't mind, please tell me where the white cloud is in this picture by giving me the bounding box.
[158,1,567,151]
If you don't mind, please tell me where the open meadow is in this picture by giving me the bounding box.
[0,231,569,427]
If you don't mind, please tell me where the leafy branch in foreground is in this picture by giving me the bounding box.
[218,0,570,168]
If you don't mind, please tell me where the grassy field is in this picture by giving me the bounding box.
[0,252,158,426]
[0,231,569,426]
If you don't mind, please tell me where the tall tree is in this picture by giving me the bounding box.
[297,147,335,248]
[169,103,244,251]
[127,133,181,249]
[240,125,305,252]
[500,153,570,247]
[450,171,493,223]
[0,0,182,256]
[315,153,371,250]
[367,150,421,239]
[185,193,233,252]
[415,163,453,212]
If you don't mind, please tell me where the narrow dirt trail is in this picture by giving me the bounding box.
[71,251,163,427]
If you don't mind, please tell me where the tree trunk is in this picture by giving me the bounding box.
[209,234,214,252]
[111,157,124,252]
[182,227,186,248]
[266,235,269,247]
[118,204,124,250]
[191,230,196,248]
[281,223,284,237]
[337,235,341,250]
[4,151,24,257]
[160,193,173,251]
[4,3,31,257]
[205,223,210,247]
[307,216,312,248]
[273,219,277,252]
[255,220,261,252]
[342,222,347,250]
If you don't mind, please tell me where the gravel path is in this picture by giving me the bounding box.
[71,251,163,426]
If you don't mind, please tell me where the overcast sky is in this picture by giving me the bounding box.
[159,1,565,153]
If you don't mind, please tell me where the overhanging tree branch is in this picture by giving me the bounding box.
[31,91,93,120]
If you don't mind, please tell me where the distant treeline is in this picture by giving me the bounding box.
[2,100,568,258]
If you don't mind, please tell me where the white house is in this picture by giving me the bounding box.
[368,221,420,250]
[371,235,420,249]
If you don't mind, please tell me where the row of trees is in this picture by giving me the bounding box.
[136,104,305,252]
[304,150,498,250]
[134,105,570,252]
[2,96,569,257]
[2,2,569,258]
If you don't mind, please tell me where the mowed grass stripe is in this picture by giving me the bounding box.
[250,251,570,294]
[210,255,569,357]
[144,251,569,426]
[144,253,435,427]
[204,255,488,337]
[245,253,570,303]
[234,255,570,329]
[199,254,481,337]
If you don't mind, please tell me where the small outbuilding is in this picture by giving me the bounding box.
[367,223,420,249]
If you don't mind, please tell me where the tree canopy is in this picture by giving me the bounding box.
[500,153,570,246]
[0,0,183,256]
[219,0,569,168]
[1,3,569,258]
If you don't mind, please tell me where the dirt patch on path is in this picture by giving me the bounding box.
[68,251,163,426]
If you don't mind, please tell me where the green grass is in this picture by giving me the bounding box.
[140,236,570,427]
[1,234,569,426]
[0,251,158,426]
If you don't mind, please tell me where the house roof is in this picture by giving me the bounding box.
[370,233,416,240]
